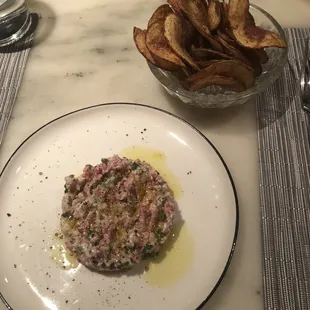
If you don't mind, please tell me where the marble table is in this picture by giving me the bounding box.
[1,0,310,309]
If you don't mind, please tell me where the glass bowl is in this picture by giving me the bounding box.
[148,3,288,109]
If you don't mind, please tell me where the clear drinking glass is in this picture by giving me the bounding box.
[0,0,32,47]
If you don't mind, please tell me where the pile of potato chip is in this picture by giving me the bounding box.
[133,0,287,93]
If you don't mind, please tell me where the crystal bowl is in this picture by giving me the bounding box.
[149,3,288,109]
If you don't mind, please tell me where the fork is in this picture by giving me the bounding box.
[300,37,310,114]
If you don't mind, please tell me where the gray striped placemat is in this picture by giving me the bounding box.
[256,28,310,310]
[0,14,38,147]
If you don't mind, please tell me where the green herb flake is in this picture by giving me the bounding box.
[131,163,139,170]
[155,228,164,242]
[88,230,95,238]
[157,209,167,221]
[101,158,108,164]
[142,244,153,255]
[126,246,135,253]
[108,244,113,253]
[61,212,73,219]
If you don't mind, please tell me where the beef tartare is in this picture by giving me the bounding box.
[60,155,176,271]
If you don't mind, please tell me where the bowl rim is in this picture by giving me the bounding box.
[149,3,288,102]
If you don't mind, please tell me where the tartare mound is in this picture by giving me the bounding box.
[60,155,176,271]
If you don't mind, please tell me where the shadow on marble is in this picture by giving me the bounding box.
[28,0,56,46]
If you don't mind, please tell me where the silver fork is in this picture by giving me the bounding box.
[300,37,310,114]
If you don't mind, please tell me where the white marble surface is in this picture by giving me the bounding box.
[1,0,310,309]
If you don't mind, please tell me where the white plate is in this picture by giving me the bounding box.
[0,103,238,310]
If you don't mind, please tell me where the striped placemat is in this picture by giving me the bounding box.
[0,14,38,147]
[256,28,310,310]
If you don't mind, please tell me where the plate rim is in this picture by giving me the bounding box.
[0,102,239,310]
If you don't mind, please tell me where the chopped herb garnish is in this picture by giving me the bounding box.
[142,244,153,255]
[101,158,108,164]
[61,212,73,219]
[157,209,167,221]
[88,230,95,238]
[155,228,164,242]
[126,246,135,253]
[131,163,139,170]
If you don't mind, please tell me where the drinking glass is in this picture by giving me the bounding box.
[0,0,32,47]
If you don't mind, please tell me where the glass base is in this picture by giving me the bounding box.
[0,2,32,47]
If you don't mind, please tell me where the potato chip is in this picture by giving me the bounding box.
[192,35,207,49]
[171,67,192,80]
[216,29,232,43]
[191,47,235,61]
[207,0,221,31]
[228,0,286,48]
[240,48,262,76]
[183,59,255,89]
[205,35,224,52]
[215,35,252,66]
[167,0,184,16]
[146,9,185,71]
[148,4,172,28]
[218,2,234,39]
[164,13,200,70]
[196,59,222,68]
[179,0,210,36]
[133,27,157,66]
[216,29,238,47]
[178,0,224,52]
[182,74,246,92]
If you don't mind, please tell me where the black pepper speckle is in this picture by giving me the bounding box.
[7,213,11,217]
